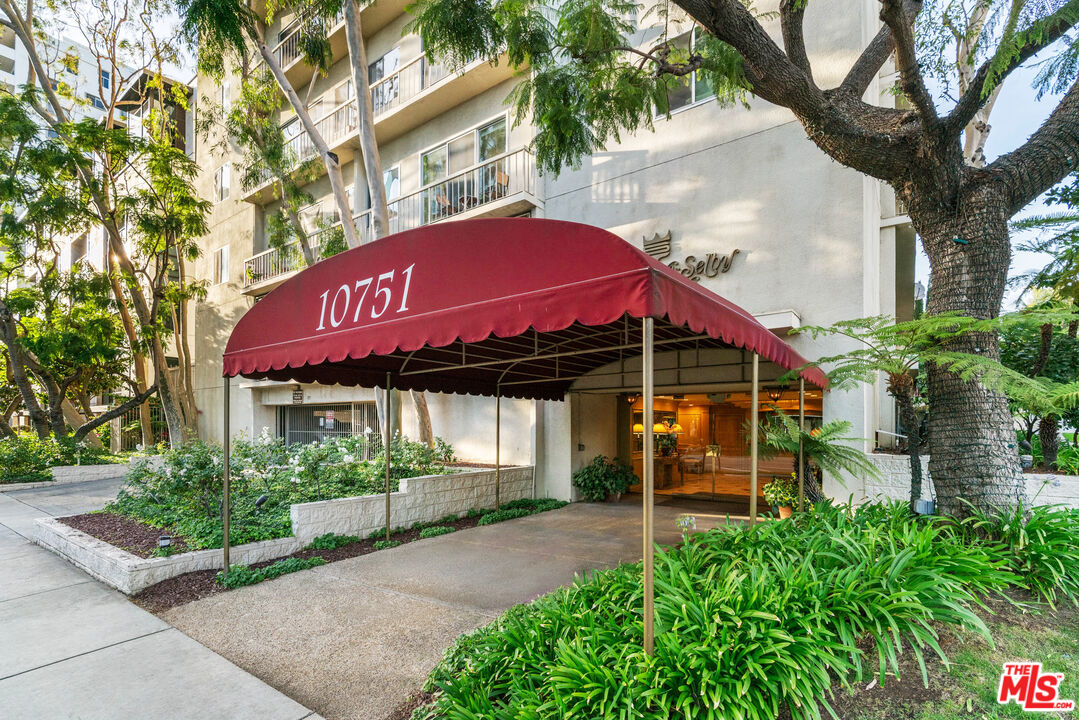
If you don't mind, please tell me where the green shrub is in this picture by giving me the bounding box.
[477,507,532,525]
[959,502,1079,608]
[762,473,798,508]
[421,501,1052,720]
[106,432,456,549]
[419,525,455,539]
[571,455,638,502]
[306,533,360,550]
[373,539,402,550]
[0,434,124,483]
[216,556,326,589]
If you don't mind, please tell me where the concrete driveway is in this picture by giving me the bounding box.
[162,501,732,720]
[0,478,318,720]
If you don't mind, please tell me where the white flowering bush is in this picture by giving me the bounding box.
[107,433,455,549]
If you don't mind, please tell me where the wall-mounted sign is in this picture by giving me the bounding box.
[642,230,740,283]
[668,250,741,282]
[292,390,304,405]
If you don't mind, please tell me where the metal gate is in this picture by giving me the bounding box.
[278,402,382,458]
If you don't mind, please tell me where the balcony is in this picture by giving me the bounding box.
[243,51,518,204]
[243,149,541,294]
[267,0,409,89]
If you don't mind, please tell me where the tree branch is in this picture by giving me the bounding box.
[880,0,936,124]
[839,22,896,97]
[72,384,157,443]
[944,0,1079,136]
[989,76,1079,214]
[779,0,813,83]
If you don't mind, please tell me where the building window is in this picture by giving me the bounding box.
[219,80,230,115]
[369,47,400,112]
[384,167,400,201]
[421,116,507,186]
[101,69,110,89]
[214,164,230,202]
[212,246,229,285]
[71,234,87,264]
[86,94,106,110]
[658,28,715,114]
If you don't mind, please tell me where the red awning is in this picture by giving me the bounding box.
[223,218,827,399]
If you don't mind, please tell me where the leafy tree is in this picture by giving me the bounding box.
[757,412,881,506]
[411,0,1079,515]
[178,0,362,247]
[0,0,211,446]
[0,93,157,444]
[791,312,1079,511]
[1000,316,1079,468]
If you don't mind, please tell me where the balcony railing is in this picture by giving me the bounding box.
[282,97,358,166]
[370,55,449,117]
[244,149,537,289]
[273,11,344,69]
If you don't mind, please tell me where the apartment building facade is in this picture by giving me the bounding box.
[192,0,916,503]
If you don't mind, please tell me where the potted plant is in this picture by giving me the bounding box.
[763,473,798,519]
[572,455,639,502]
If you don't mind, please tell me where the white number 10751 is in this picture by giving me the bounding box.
[316,263,415,331]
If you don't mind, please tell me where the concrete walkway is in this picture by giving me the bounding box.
[0,478,319,720]
[162,501,732,720]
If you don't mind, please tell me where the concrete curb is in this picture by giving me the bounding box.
[0,462,133,492]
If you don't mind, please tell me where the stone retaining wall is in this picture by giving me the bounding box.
[33,518,301,595]
[863,454,1079,508]
[34,465,535,594]
[290,466,534,543]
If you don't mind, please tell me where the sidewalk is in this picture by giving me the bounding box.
[0,479,319,720]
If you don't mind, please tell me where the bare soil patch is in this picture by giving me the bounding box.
[60,512,189,557]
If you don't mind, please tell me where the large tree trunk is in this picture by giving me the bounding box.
[342,3,435,444]
[893,387,923,514]
[1039,415,1060,470]
[915,187,1025,517]
[252,30,361,249]
[343,0,388,242]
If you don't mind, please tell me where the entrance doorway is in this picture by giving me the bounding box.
[623,390,823,510]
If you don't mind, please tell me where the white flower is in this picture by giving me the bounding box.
[342,454,354,464]
[296,466,305,473]
[364,427,373,435]
[290,476,301,484]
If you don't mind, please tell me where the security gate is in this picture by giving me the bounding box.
[277,402,382,458]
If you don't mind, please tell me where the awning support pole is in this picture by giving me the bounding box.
[642,316,655,656]
[798,377,805,512]
[385,372,392,541]
[495,386,501,510]
[750,353,759,528]
[222,375,231,574]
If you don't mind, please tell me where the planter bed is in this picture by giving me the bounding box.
[34,465,536,595]
[131,510,511,613]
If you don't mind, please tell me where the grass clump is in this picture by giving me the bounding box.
[216,556,326,589]
[373,539,402,551]
[305,533,360,551]
[419,501,1079,720]
[477,507,532,525]
[419,525,455,539]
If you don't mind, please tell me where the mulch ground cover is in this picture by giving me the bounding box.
[60,512,190,557]
[131,513,490,614]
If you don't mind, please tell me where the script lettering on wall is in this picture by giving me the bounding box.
[642,230,740,283]
[668,250,741,282]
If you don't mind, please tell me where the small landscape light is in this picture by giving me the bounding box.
[158,535,172,549]
[255,494,268,509]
